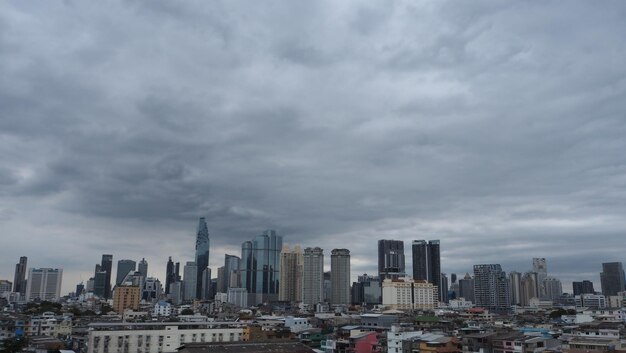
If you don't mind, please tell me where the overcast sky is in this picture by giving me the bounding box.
[1,1,626,295]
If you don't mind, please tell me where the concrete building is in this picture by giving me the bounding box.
[412,240,443,302]
[543,277,562,301]
[600,262,625,296]
[113,285,141,314]
[532,258,548,297]
[302,247,324,305]
[0,280,12,294]
[87,322,245,353]
[573,280,595,296]
[473,264,509,313]
[509,271,521,305]
[382,278,437,310]
[184,262,198,302]
[378,240,405,281]
[26,268,63,302]
[458,273,474,303]
[138,258,148,278]
[227,288,248,308]
[330,249,351,305]
[520,272,539,307]
[13,256,27,297]
[278,245,303,302]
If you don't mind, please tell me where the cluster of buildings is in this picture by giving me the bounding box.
[3,218,626,353]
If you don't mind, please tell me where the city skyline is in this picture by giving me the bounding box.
[2,1,626,296]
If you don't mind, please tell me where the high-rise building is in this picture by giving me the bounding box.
[75,283,85,297]
[412,240,443,301]
[473,264,510,313]
[195,218,210,300]
[520,272,539,306]
[600,262,626,296]
[458,273,475,303]
[351,274,381,305]
[13,256,27,296]
[113,285,140,314]
[216,267,226,293]
[142,277,162,302]
[573,280,595,296]
[138,258,148,278]
[25,268,63,302]
[240,230,282,305]
[331,249,351,305]
[279,245,303,302]
[94,267,108,298]
[165,257,175,295]
[382,278,437,310]
[508,271,522,305]
[378,240,405,280]
[532,258,548,297]
[183,262,198,302]
[543,277,562,300]
[302,247,324,305]
[440,273,449,303]
[224,254,241,290]
[116,260,136,286]
[100,255,113,299]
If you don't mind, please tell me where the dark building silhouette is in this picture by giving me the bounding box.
[600,262,625,296]
[13,256,27,296]
[474,264,510,313]
[412,240,443,301]
[572,280,595,296]
[195,217,210,299]
[240,230,282,305]
[378,240,405,280]
[165,256,176,295]
[115,259,136,286]
[100,254,113,299]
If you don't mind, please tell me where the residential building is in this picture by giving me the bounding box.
[331,249,351,305]
[25,268,63,302]
[382,277,438,310]
[302,247,324,305]
[113,285,141,314]
[378,240,405,280]
[412,240,443,302]
[278,245,303,302]
[240,230,282,305]
[520,272,539,307]
[0,280,12,294]
[473,264,509,313]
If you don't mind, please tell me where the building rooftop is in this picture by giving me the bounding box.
[177,342,316,353]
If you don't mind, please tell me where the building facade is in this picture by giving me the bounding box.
[600,262,625,296]
[26,268,63,302]
[113,285,141,314]
[412,240,443,302]
[382,278,437,310]
[330,249,351,305]
[195,217,210,300]
[240,230,282,305]
[473,264,510,313]
[378,240,405,281]
[278,245,303,302]
[302,247,324,305]
[116,260,137,287]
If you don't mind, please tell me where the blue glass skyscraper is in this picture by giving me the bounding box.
[240,230,282,305]
[195,217,210,299]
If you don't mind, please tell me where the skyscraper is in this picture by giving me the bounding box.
[458,273,475,303]
[165,257,175,295]
[532,258,548,297]
[543,277,562,300]
[13,256,27,296]
[224,254,241,290]
[183,261,198,302]
[412,240,442,301]
[138,258,148,278]
[100,254,113,299]
[302,247,324,305]
[115,260,136,286]
[279,245,303,302]
[195,217,210,299]
[240,230,282,305]
[26,268,63,302]
[508,271,522,305]
[331,249,351,305]
[520,272,539,306]
[573,280,595,295]
[378,240,405,280]
[600,262,626,296]
[473,264,510,313]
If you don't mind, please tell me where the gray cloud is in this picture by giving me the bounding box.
[1,0,626,293]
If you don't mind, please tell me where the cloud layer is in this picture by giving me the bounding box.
[1,1,626,293]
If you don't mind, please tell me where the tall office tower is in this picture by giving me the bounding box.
[175,262,181,281]
[115,260,137,286]
[183,261,198,302]
[573,280,595,295]
[240,230,282,305]
[520,272,539,306]
[142,277,162,302]
[509,271,522,305]
[201,268,212,300]
[331,249,351,305]
[279,245,303,302]
[100,254,113,299]
[543,277,562,300]
[323,271,332,302]
[352,274,381,305]
[216,267,226,293]
[412,240,442,301]
[195,217,210,300]
[440,273,449,303]
[165,257,175,295]
[224,254,241,290]
[169,281,183,305]
[378,240,405,280]
[75,283,85,297]
[113,285,140,314]
[94,267,108,298]
[13,256,27,296]
[138,258,148,278]
[25,268,63,302]
[458,273,475,303]
[473,264,510,313]
[533,258,548,297]
[302,247,324,305]
[600,262,626,296]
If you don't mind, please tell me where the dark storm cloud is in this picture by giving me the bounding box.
[1,0,626,292]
